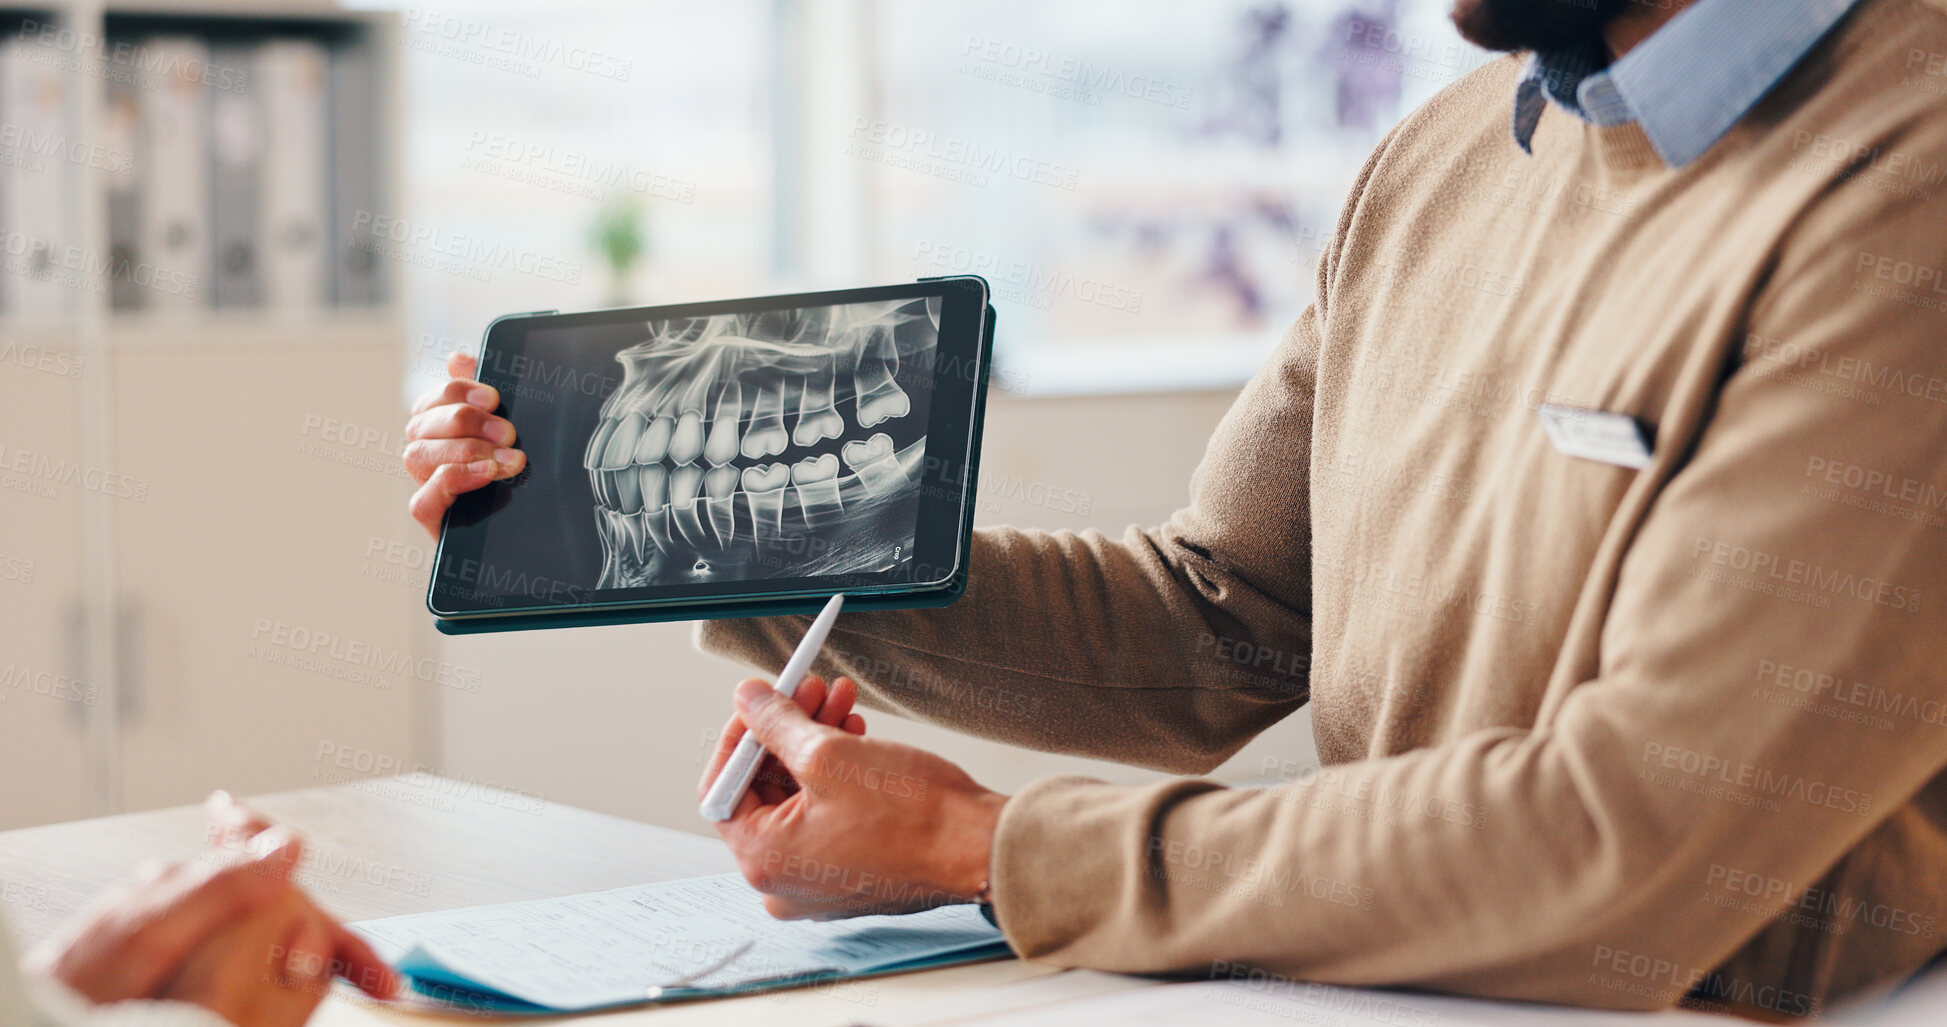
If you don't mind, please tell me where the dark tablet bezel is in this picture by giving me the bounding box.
[427,276,992,625]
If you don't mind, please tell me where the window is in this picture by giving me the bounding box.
[389,0,1488,396]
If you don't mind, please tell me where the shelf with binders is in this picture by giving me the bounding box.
[1,6,84,328]
[100,7,400,324]
[0,2,402,329]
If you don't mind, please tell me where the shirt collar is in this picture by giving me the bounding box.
[1510,0,1865,168]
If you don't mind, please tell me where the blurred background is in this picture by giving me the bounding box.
[0,0,1486,832]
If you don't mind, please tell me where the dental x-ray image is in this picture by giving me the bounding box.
[581,298,938,588]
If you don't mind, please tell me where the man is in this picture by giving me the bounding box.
[3,794,395,1025]
[406,0,1947,1014]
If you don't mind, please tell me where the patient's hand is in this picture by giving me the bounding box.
[25,829,397,1027]
[204,789,275,850]
[700,676,1008,921]
[402,352,526,539]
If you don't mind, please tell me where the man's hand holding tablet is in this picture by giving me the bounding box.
[403,351,525,540]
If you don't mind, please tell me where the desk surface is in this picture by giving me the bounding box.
[1,776,1929,1025]
[0,776,1125,1026]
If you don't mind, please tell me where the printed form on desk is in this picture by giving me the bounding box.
[348,873,1009,1014]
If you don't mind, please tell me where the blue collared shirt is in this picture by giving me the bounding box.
[1511,0,1864,168]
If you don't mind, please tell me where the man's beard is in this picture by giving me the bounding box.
[1450,0,1634,53]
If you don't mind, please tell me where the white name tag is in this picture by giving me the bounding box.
[1537,404,1653,469]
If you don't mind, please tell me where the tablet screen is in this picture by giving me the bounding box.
[431,279,989,619]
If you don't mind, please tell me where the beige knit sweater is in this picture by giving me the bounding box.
[699,0,1947,1013]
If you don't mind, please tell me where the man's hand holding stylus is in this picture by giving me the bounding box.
[699,675,1010,920]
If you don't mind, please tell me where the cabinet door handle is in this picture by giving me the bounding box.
[117,599,140,724]
[64,601,89,728]
[63,600,138,725]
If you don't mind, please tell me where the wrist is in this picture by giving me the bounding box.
[938,788,1008,903]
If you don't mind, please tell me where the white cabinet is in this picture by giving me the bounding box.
[107,325,425,813]
[0,330,98,827]
[0,2,419,828]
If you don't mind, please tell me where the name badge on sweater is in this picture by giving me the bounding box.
[1537,404,1653,469]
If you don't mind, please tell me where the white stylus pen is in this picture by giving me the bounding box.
[699,593,846,822]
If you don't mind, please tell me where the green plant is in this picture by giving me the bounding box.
[590,196,647,305]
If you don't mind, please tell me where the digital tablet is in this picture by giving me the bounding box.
[428,276,995,633]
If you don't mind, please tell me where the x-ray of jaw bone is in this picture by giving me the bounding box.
[584,299,939,588]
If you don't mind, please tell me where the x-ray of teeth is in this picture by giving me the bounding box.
[582,299,940,588]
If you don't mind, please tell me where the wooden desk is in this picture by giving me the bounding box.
[4,777,1931,1025]
[0,776,1130,1026]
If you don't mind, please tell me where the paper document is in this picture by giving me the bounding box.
[350,873,1009,1013]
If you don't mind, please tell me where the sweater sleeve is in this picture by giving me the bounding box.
[981,171,1947,1009]
[696,306,1317,771]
